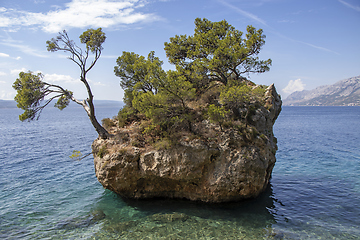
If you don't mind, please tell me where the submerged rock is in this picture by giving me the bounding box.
[55,210,106,230]
[92,84,281,202]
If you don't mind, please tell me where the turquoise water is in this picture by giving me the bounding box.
[0,106,359,239]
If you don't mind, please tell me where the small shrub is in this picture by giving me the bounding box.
[154,138,172,150]
[115,132,130,143]
[102,118,116,130]
[232,121,246,132]
[252,85,267,99]
[222,121,234,129]
[200,85,221,105]
[97,145,108,158]
[220,81,251,109]
[131,140,142,147]
[207,104,228,129]
[118,106,138,127]
[141,121,161,140]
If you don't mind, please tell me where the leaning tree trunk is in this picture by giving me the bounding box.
[89,114,111,139]
[71,96,111,139]
[81,76,112,139]
[87,99,112,139]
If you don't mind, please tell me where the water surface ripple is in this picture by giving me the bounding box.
[0,106,359,239]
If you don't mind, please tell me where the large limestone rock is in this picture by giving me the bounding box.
[92,84,281,202]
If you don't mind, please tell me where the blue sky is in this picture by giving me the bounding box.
[0,0,359,101]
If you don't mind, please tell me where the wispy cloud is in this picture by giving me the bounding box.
[44,73,78,83]
[0,0,160,33]
[0,41,48,58]
[271,31,340,55]
[282,79,306,94]
[101,55,120,59]
[44,73,106,86]
[338,0,360,12]
[0,51,21,60]
[217,0,267,26]
[277,20,295,23]
[296,40,340,55]
[217,0,340,55]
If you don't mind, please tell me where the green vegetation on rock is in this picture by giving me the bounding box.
[114,18,272,145]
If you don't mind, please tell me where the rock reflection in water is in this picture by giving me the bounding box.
[92,182,280,239]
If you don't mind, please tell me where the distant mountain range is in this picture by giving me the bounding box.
[0,100,124,109]
[283,76,360,106]
[0,100,17,109]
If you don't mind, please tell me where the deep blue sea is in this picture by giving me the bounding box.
[1,105,359,239]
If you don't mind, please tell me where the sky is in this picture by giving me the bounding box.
[0,0,359,101]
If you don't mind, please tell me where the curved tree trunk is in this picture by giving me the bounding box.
[89,113,111,139]
[71,96,111,139]
[82,76,112,139]
[87,99,112,139]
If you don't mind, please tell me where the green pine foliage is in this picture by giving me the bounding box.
[12,71,73,121]
[114,18,271,146]
[207,104,229,130]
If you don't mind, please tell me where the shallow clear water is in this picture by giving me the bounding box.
[0,106,359,239]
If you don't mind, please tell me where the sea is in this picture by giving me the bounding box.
[0,105,359,239]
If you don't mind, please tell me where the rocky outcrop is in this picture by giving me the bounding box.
[92,84,281,202]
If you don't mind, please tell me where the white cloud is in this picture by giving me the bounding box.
[0,52,10,58]
[0,72,7,76]
[10,68,28,75]
[8,71,89,85]
[0,0,159,33]
[44,73,77,83]
[0,52,22,60]
[282,79,306,94]
[91,80,106,86]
